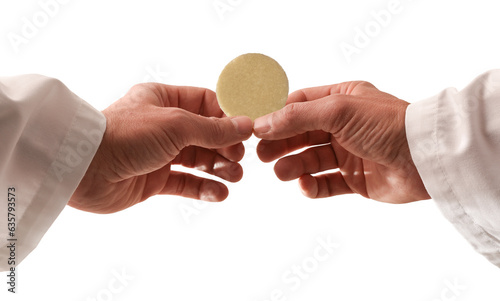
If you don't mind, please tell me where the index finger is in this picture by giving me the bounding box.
[287,81,377,104]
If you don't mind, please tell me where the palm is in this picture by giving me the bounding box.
[332,143,418,203]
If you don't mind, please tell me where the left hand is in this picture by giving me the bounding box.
[253,81,430,204]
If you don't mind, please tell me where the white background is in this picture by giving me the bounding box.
[1,0,500,300]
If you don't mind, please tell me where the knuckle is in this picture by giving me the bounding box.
[275,102,300,129]
[355,81,376,89]
[128,83,147,94]
[341,81,377,95]
[327,96,351,134]
[127,83,159,101]
[206,117,228,146]
[283,102,300,117]
[167,107,188,120]
[330,95,349,114]
[163,108,190,149]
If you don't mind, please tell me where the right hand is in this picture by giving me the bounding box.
[70,84,253,214]
[253,81,430,204]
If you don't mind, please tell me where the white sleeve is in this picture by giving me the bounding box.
[406,70,500,267]
[0,74,106,271]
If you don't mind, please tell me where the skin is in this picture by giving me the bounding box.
[69,84,253,214]
[253,81,431,204]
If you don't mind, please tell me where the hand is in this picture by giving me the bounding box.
[253,81,430,204]
[70,84,252,214]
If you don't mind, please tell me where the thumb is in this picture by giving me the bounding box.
[173,110,253,149]
[253,95,353,140]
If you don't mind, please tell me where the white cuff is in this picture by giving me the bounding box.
[406,71,500,267]
[0,75,106,271]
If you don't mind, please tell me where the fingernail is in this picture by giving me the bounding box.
[236,143,245,158]
[201,182,220,202]
[257,139,271,152]
[254,116,271,134]
[231,116,253,135]
[217,170,231,181]
[215,163,241,182]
